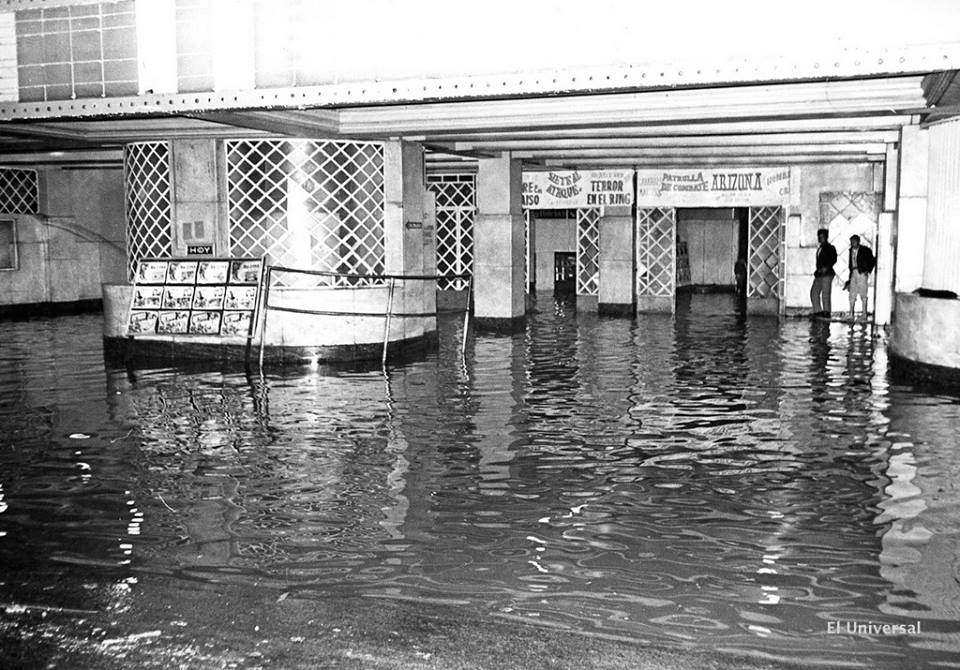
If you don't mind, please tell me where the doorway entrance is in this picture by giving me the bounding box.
[554,252,576,294]
[675,207,747,292]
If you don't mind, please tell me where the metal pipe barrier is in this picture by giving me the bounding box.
[256,265,472,368]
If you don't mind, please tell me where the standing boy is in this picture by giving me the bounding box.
[810,228,837,317]
[843,234,875,321]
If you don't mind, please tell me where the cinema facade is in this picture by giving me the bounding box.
[0,1,957,381]
[94,146,894,364]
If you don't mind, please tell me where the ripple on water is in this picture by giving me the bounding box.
[2,299,960,667]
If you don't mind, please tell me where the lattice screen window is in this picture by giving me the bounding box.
[124,142,172,280]
[0,168,39,213]
[576,208,600,296]
[427,173,475,291]
[226,139,385,287]
[819,192,880,288]
[637,207,676,297]
[748,206,784,299]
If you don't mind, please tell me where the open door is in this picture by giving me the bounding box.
[554,252,576,294]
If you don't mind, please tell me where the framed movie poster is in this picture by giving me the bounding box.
[162,285,195,309]
[136,261,168,284]
[197,261,229,284]
[192,285,225,310]
[166,261,198,284]
[220,311,253,337]
[132,285,164,309]
[157,310,190,334]
[127,310,158,334]
[188,311,222,334]
[230,259,261,284]
[224,285,258,311]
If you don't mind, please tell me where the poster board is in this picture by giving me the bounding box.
[126,258,263,338]
[522,169,634,209]
[634,168,791,206]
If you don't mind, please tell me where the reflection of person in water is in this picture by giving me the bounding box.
[734,257,747,296]
[808,319,832,405]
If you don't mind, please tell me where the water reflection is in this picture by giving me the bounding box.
[1,299,960,667]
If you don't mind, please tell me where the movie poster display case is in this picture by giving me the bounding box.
[126,258,263,339]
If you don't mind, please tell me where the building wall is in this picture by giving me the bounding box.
[924,117,960,294]
[783,163,877,310]
[1,166,125,307]
[533,215,575,293]
[889,117,960,379]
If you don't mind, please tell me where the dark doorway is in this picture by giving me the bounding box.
[554,252,576,294]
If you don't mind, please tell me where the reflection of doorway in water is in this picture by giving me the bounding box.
[676,207,749,314]
[553,251,576,295]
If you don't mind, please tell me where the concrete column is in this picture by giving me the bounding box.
[874,212,895,326]
[873,145,899,327]
[598,207,634,314]
[895,126,929,293]
[890,120,960,384]
[883,144,899,212]
[383,140,435,339]
[474,154,525,329]
[170,138,226,257]
[923,118,960,294]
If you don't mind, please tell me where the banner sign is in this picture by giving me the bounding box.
[127,257,263,338]
[522,169,634,209]
[635,168,790,206]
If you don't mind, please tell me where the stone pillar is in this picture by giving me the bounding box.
[894,126,928,293]
[170,139,226,257]
[383,140,435,340]
[598,208,634,314]
[474,154,525,330]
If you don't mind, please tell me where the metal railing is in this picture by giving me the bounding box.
[256,265,472,368]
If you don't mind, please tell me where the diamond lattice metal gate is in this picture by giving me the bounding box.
[636,207,676,312]
[748,206,784,306]
[818,193,881,313]
[124,142,172,280]
[576,207,600,296]
[225,139,385,287]
[426,173,475,291]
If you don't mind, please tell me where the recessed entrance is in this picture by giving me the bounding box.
[553,251,576,295]
[676,207,748,295]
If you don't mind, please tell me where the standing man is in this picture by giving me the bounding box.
[810,228,837,317]
[843,234,875,321]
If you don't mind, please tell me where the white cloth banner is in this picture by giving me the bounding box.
[635,168,791,206]
[522,169,634,209]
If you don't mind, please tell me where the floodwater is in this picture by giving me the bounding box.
[2,293,960,668]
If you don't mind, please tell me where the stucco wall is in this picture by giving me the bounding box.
[1,167,125,307]
[783,163,878,311]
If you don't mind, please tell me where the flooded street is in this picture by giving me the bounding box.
[2,295,960,668]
